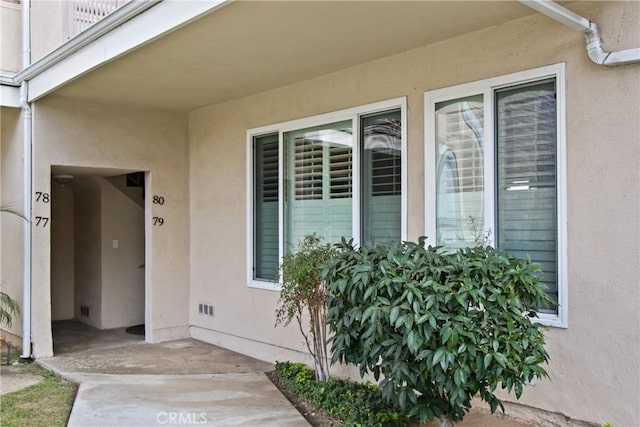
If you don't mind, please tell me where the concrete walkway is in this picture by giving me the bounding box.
[35,321,533,427]
[0,364,45,395]
[0,342,45,395]
[39,321,308,426]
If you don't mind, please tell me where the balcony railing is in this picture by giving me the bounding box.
[69,0,130,39]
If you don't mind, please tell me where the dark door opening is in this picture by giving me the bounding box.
[50,167,146,352]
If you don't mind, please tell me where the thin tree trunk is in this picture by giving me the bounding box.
[439,415,454,427]
[308,306,330,381]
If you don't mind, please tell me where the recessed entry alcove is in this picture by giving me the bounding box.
[50,166,146,352]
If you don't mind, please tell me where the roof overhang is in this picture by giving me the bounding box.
[32,1,538,112]
[0,84,20,108]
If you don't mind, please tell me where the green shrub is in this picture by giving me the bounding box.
[0,291,20,328]
[323,238,551,425]
[275,361,406,426]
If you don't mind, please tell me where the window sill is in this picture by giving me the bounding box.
[248,280,281,291]
[534,313,567,329]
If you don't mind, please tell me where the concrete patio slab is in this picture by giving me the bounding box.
[39,321,309,426]
[42,338,273,379]
[0,364,45,395]
[67,373,308,426]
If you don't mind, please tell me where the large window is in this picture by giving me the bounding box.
[248,98,406,289]
[425,64,566,327]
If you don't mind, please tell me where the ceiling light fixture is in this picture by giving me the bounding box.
[53,174,74,186]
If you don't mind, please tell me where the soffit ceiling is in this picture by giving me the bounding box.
[52,1,536,112]
[51,165,140,177]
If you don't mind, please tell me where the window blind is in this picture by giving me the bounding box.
[329,145,353,199]
[293,139,324,200]
[361,110,402,244]
[284,122,353,251]
[496,80,558,309]
[435,95,485,247]
[254,134,280,280]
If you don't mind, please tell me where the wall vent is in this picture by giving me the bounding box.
[80,305,90,317]
[198,303,215,317]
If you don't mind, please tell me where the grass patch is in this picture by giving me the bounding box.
[1,364,77,427]
[274,361,411,427]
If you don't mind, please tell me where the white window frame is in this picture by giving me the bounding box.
[425,64,567,328]
[247,97,407,291]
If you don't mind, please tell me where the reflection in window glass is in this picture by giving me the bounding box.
[361,110,402,244]
[435,95,484,248]
[284,121,353,252]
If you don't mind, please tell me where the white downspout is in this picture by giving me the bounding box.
[20,0,33,361]
[520,0,640,66]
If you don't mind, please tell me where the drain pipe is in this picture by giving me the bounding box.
[19,0,33,362]
[520,0,640,66]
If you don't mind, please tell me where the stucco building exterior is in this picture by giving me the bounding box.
[1,1,638,425]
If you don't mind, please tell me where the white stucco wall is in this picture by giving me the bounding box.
[99,177,145,329]
[188,2,639,425]
[29,0,70,63]
[0,0,22,75]
[31,97,191,356]
[0,107,24,343]
[106,174,144,208]
[72,177,102,328]
[51,183,74,321]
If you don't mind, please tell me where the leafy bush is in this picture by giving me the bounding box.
[323,238,551,425]
[275,234,337,381]
[275,361,407,426]
[0,291,20,328]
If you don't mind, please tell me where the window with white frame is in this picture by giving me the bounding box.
[248,98,407,289]
[425,64,567,327]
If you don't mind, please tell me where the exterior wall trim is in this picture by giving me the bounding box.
[0,85,20,107]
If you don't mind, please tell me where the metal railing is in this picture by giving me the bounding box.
[69,0,130,39]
